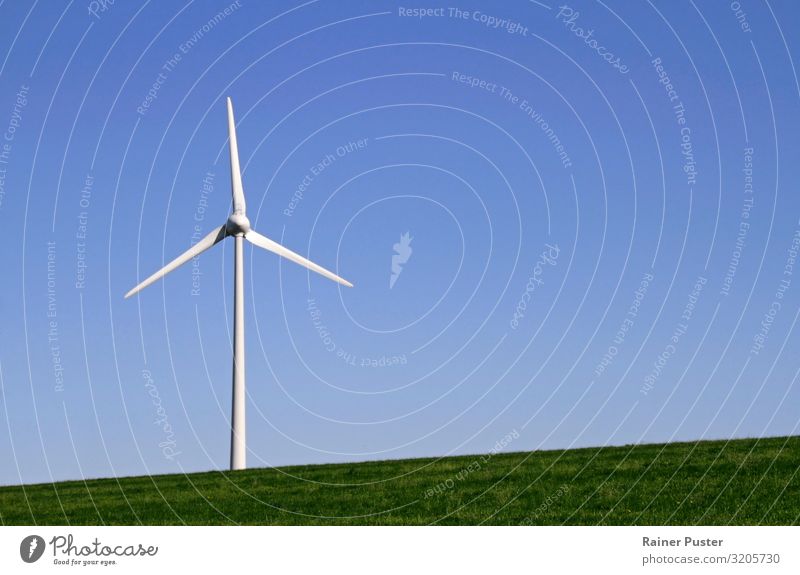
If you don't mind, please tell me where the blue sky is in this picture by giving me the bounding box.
[1,0,799,484]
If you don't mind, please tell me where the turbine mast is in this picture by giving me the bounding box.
[230,234,246,471]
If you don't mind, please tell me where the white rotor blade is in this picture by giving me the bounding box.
[125,225,228,298]
[246,229,353,287]
[227,97,246,215]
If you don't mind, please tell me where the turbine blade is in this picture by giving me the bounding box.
[246,229,353,287]
[227,97,246,215]
[125,225,228,298]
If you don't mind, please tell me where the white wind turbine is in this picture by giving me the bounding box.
[125,97,353,471]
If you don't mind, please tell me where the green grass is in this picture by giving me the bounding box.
[1,436,798,525]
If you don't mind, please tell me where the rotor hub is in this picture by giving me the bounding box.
[226,213,251,236]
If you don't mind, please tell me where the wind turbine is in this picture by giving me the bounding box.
[125,97,353,471]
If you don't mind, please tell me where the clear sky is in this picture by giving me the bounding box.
[0,0,799,485]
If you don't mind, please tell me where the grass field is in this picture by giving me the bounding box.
[1,436,798,525]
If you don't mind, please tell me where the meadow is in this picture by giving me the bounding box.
[1,436,797,525]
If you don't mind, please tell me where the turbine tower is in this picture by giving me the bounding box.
[125,97,352,471]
